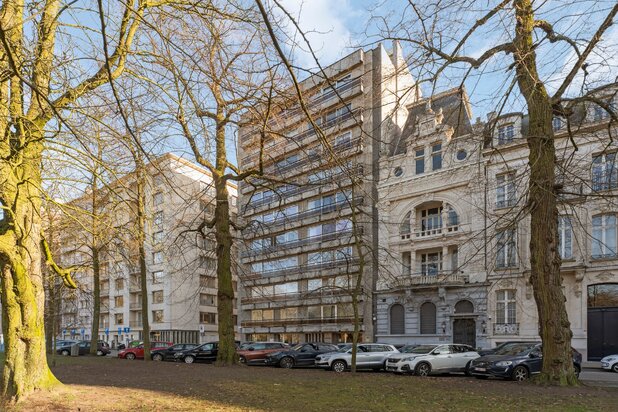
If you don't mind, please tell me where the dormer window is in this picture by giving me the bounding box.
[497,124,515,145]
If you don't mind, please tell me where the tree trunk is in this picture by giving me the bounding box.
[514,0,577,385]
[89,247,101,355]
[136,164,151,360]
[0,155,61,400]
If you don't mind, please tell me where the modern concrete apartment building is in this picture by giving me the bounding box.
[56,153,238,346]
[237,42,419,343]
[376,84,618,361]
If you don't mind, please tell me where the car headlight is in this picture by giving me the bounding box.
[495,361,512,367]
[401,356,416,362]
[604,357,615,362]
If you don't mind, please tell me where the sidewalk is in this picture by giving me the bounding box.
[582,361,602,369]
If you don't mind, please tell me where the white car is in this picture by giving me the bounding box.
[601,354,618,372]
[385,344,480,376]
[315,343,399,372]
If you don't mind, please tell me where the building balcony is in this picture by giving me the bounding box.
[129,320,143,328]
[493,323,519,335]
[129,302,142,310]
[241,316,357,328]
[129,284,141,292]
[244,257,360,279]
[242,287,358,305]
[378,271,469,291]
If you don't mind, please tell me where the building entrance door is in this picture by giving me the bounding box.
[587,283,618,360]
[453,318,476,348]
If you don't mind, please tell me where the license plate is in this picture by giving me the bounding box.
[475,367,486,372]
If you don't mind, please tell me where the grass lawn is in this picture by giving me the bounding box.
[0,354,617,411]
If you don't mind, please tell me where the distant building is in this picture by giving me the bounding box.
[54,153,238,346]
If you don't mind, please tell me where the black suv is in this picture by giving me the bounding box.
[264,343,339,368]
[57,340,110,356]
[174,341,240,364]
[151,343,198,361]
[470,342,581,381]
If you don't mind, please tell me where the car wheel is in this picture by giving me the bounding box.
[465,361,472,376]
[279,357,294,369]
[331,360,347,373]
[61,350,70,356]
[184,355,195,364]
[512,366,529,382]
[612,363,618,373]
[126,353,136,360]
[152,353,164,361]
[239,356,246,364]
[415,362,431,377]
[96,350,103,356]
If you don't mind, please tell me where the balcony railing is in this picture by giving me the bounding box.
[379,271,469,290]
[245,257,360,279]
[129,320,143,328]
[242,287,355,304]
[241,228,356,258]
[129,302,142,310]
[493,323,519,335]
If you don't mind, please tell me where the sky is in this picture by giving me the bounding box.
[274,0,618,120]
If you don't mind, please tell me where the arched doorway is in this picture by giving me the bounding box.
[453,300,476,348]
[587,283,618,360]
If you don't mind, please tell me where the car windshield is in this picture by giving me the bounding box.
[493,343,538,356]
[336,345,352,353]
[399,345,420,353]
[406,345,438,354]
[291,344,311,352]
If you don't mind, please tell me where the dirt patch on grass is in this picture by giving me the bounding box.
[4,356,618,411]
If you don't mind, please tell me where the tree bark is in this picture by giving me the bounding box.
[136,162,151,360]
[89,247,101,355]
[513,0,577,385]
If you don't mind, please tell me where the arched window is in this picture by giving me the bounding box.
[420,302,436,334]
[447,207,459,229]
[455,300,474,314]
[390,304,405,334]
[400,211,411,238]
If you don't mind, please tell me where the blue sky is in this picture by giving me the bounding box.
[277,0,618,119]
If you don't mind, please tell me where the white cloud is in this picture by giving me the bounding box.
[277,0,358,69]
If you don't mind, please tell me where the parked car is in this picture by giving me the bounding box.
[385,344,479,376]
[477,341,533,356]
[265,343,339,368]
[174,342,220,364]
[470,342,581,381]
[117,340,141,351]
[315,343,399,372]
[57,340,110,356]
[151,343,199,361]
[237,342,289,365]
[54,339,78,350]
[601,354,618,373]
[118,341,174,360]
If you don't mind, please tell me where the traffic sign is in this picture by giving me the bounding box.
[117,327,122,336]
[123,327,130,333]
[104,328,109,335]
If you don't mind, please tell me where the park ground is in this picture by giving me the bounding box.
[1,355,618,411]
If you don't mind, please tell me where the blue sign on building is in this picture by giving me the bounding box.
[104,328,109,335]
[123,327,130,333]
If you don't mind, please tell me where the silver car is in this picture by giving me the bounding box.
[385,344,479,376]
[315,343,399,373]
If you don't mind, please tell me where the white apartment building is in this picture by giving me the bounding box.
[56,153,239,346]
[237,42,419,343]
[376,84,618,361]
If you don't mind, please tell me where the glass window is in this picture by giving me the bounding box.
[497,124,515,145]
[152,290,164,304]
[496,290,517,324]
[153,192,163,207]
[420,252,442,275]
[415,148,425,175]
[400,211,411,236]
[496,173,516,208]
[432,143,442,171]
[592,214,617,258]
[592,152,618,191]
[420,207,442,236]
[308,225,322,238]
[153,251,163,265]
[308,278,322,291]
[587,283,618,307]
[558,216,573,259]
[153,211,163,229]
[496,228,517,268]
[152,271,164,284]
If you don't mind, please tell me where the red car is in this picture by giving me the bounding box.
[118,341,173,359]
[237,342,290,365]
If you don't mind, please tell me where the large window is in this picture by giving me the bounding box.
[390,304,405,334]
[588,283,618,307]
[432,143,442,171]
[400,211,411,238]
[420,302,436,334]
[558,216,573,259]
[592,152,618,191]
[200,312,216,324]
[420,207,442,236]
[496,228,517,268]
[497,124,515,145]
[496,173,516,208]
[496,290,516,324]
[415,148,425,175]
[420,252,442,275]
[592,214,617,258]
